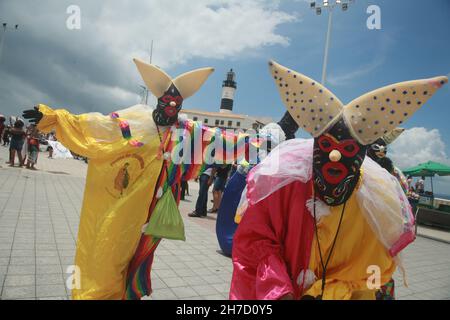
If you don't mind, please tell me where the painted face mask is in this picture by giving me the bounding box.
[367,138,387,160]
[269,60,447,205]
[367,128,404,174]
[367,139,394,174]
[153,84,184,126]
[313,118,366,206]
[133,58,214,127]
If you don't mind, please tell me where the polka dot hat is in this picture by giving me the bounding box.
[268,60,448,145]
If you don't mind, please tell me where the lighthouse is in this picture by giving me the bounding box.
[220,69,237,113]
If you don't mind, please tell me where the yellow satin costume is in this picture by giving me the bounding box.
[305,180,396,300]
[34,58,216,300]
[37,103,165,299]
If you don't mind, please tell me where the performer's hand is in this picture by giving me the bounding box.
[23,106,43,124]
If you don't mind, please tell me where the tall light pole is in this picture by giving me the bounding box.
[310,0,353,85]
[0,22,19,64]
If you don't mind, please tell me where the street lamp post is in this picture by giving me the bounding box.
[310,1,353,85]
[0,22,19,64]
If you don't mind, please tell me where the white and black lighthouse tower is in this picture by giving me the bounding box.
[219,69,237,113]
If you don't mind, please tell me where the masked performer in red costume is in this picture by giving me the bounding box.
[230,60,447,300]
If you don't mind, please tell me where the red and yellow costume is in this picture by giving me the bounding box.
[230,60,447,300]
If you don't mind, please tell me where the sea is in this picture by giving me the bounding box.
[434,193,450,201]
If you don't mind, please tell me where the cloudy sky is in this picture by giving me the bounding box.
[1,0,450,194]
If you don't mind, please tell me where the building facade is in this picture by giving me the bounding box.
[180,109,270,131]
[180,69,272,131]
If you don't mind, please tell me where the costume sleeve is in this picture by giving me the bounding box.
[36,104,132,159]
[230,195,294,300]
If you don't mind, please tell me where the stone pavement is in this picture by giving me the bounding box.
[0,145,449,300]
[416,225,450,244]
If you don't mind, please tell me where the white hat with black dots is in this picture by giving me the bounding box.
[268,60,448,145]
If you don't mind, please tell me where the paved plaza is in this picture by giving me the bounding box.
[0,145,449,300]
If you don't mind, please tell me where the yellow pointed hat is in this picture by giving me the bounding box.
[269,60,448,145]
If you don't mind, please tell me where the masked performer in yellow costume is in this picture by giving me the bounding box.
[230,60,447,300]
[23,59,257,300]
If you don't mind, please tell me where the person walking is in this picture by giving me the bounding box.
[189,167,215,218]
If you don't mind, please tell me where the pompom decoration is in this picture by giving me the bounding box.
[329,149,342,162]
[110,113,144,147]
[129,140,144,147]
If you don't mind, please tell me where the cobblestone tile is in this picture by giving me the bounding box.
[171,286,199,299]
[2,147,450,300]
[162,277,189,288]
[4,274,35,286]
[36,284,67,298]
[1,286,35,299]
[7,265,35,275]
[36,264,63,275]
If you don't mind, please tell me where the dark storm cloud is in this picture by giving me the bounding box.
[0,0,294,118]
[0,0,142,116]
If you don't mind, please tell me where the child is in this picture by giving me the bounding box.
[9,120,26,166]
[47,132,56,158]
[26,125,40,170]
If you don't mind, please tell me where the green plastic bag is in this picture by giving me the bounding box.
[145,190,186,241]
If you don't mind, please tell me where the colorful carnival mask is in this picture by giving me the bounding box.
[269,60,447,206]
[154,84,184,126]
[367,138,388,160]
[367,128,405,174]
[367,127,405,160]
[134,59,214,126]
[313,118,366,205]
